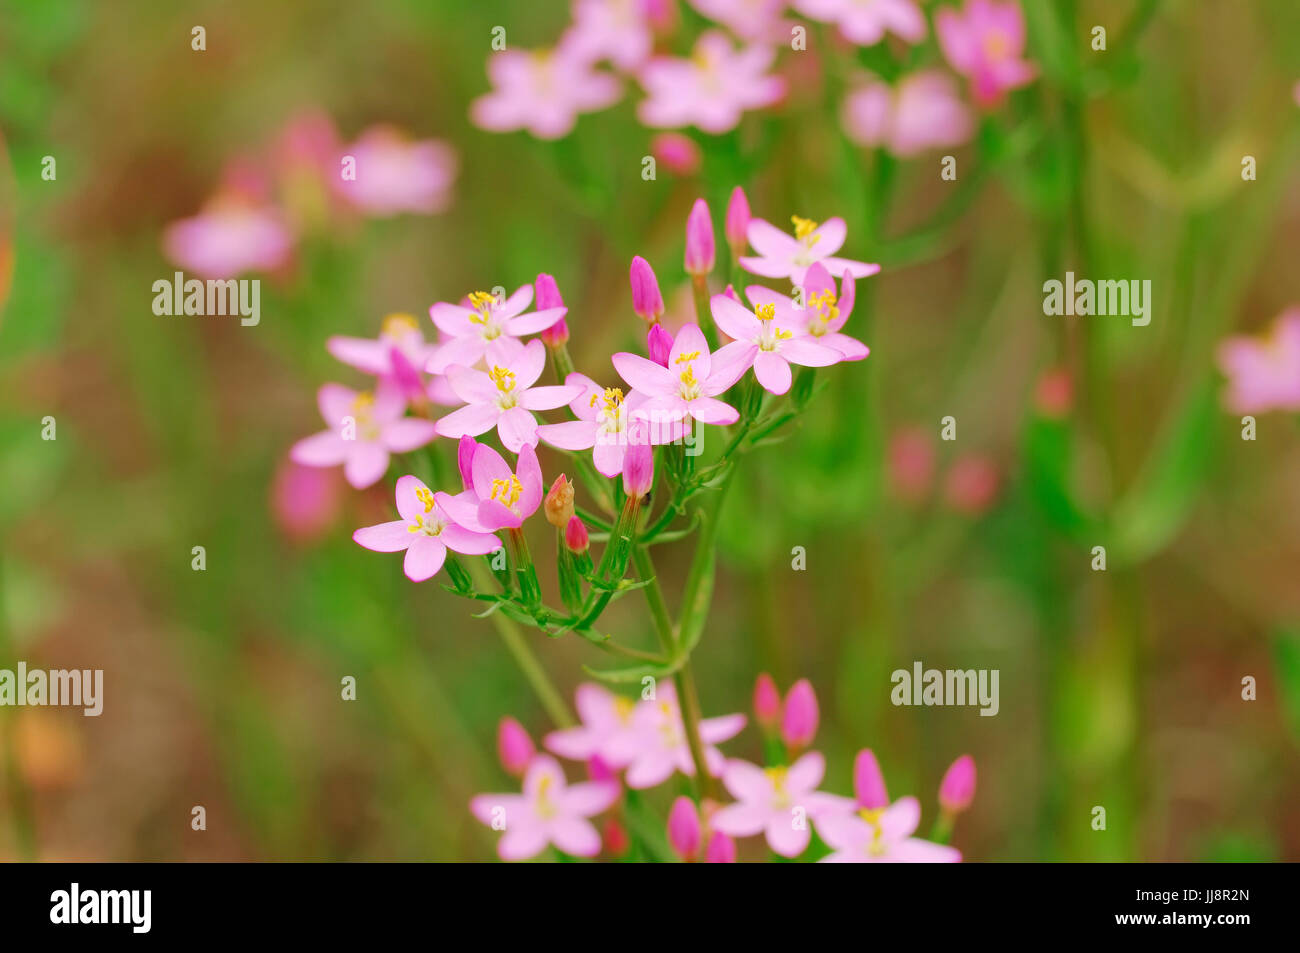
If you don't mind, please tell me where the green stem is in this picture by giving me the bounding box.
[691,275,719,350]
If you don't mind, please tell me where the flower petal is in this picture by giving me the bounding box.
[352,520,411,553]
[402,536,446,581]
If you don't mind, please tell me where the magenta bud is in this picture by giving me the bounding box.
[535,272,564,311]
[753,672,781,729]
[622,424,654,499]
[629,255,665,322]
[725,186,750,253]
[854,749,890,810]
[667,796,701,861]
[564,514,590,554]
[588,754,616,784]
[496,717,535,777]
[722,284,740,302]
[704,830,736,863]
[457,435,478,490]
[541,316,569,348]
[939,754,976,814]
[779,678,818,750]
[647,324,674,367]
[684,198,716,276]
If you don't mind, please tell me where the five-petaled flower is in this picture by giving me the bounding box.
[936,0,1037,108]
[637,31,786,134]
[710,751,853,857]
[817,796,961,863]
[710,294,841,395]
[612,323,755,425]
[470,39,622,140]
[600,683,746,789]
[536,372,684,477]
[427,285,567,375]
[740,214,881,284]
[746,262,870,363]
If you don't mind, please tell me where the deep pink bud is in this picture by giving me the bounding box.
[704,830,736,863]
[496,717,535,777]
[603,816,630,856]
[667,796,701,860]
[722,284,740,302]
[684,198,716,276]
[629,255,665,322]
[854,749,890,809]
[753,672,781,729]
[622,427,654,499]
[564,515,590,554]
[535,272,570,346]
[588,754,616,784]
[647,324,673,366]
[779,678,818,749]
[939,754,976,813]
[457,435,478,490]
[725,186,750,253]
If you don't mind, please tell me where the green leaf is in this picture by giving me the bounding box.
[581,654,685,685]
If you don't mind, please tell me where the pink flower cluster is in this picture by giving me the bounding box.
[164,111,457,278]
[475,676,975,862]
[469,0,1036,159]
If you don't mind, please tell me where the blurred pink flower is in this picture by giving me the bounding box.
[753,672,782,730]
[705,829,737,862]
[1034,365,1073,417]
[725,186,751,254]
[536,372,682,477]
[779,678,819,750]
[744,262,870,363]
[273,109,343,226]
[794,0,926,47]
[427,285,567,374]
[270,458,344,543]
[842,70,974,156]
[163,196,293,279]
[613,323,754,425]
[711,752,851,857]
[498,717,537,777]
[687,0,792,43]
[290,381,437,489]
[888,427,935,501]
[327,313,437,406]
[684,197,717,276]
[435,339,583,452]
[470,754,620,860]
[667,795,702,860]
[818,796,961,863]
[471,41,622,139]
[853,748,890,808]
[567,0,655,71]
[939,754,976,813]
[545,684,643,764]
[710,293,839,395]
[740,214,880,283]
[1216,309,1300,414]
[334,126,457,216]
[601,683,745,789]
[630,255,667,322]
[943,454,1000,514]
[936,0,1037,108]
[650,132,702,175]
[637,30,786,133]
[352,475,501,582]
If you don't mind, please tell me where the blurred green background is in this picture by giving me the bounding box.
[1,0,1299,861]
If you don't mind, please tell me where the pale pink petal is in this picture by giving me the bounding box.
[343,443,389,488]
[747,218,800,258]
[781,337,841,367]
[446,364,499,404]
[711,295,762,341]
[669,324,712,379]
[518,384,584,411]
[440,524,502,556]
[612,352,676,394]
[766,813,811,857]
[403,536,446,581]
[290,430,348,467]
[722,758,774,801]
[428,334,487,374]
[352,520,412,553]
[560,780,621,817]
[382,417,439,452]
[505,306,567,338]
[498,824,550,862]
[698,712,746,744]
[436,403,501,440]
[710,801,769,836]
[549,817,602,857]
[891,838,961,863]
[753,351,793,394]
[497,406,540,452]
[880,795,922,840]
[688,396,739,425]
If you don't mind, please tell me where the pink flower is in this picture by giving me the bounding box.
[753,672,781,729]
[710,752,851,857]
[704,829,737,863]
[740,214,880,284]
[612,323,755,425]
[710,293,840,395]
[887,427,935,501]
[725,186,751,254]
[602,684,746,789]
[545,684,644,764]
[498,717,537,777]
[842,70,974,157]
[327,313,438,405]
[352,475,502,582]
[684,198,716,276]
[637,31,786,133]
[780,678,819,750]
[650,132,702,175]
[436,339,582,452]
[647,324,673,365]
[622,424,654,498]
[427,285,567,374]
[1217,310,1300,414]
[794,0,926,46]
[470,754,620,860]
[687,0,792,43]
[163,197,293,279]
[853,748,890,808]
[334,126,456,216]
[290,382,437,489]
[568,0,655,71]
[471,41,622,139]
[944,454,999,514]
[939,754,976,813]
[818,796,961,863]
[667,796,702,860]
[936,0,1037,108]
[461,442,546,531]
[269,458,343,543]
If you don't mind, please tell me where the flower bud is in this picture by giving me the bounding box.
[779,678,818,750]
[535,272,569,347]
[588,754,615,784]
[704,830,736,863]
[753,672,781,730]
[853,749,889,809]
[684,198,716,276]
[564,515,589,554]
[651,132,701,176]
[456,435,478,491]
[725,186,750,254]
[602,816,630,856]
[630,255,665,322]
[938,754,976,814]
[647,324,673,367]
[667,796,701,861]
[545,474,575,528]
[622,429,654,499]
[496,717,535,777]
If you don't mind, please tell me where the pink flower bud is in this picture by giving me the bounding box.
[667,796,701,860]
[456,435,478,491]
[603,816,630,856]
[725,186,750,253]
[588,754,616,783]
[753,672,781,729]
[651,132,701,176]
[704,830,736,863]
[629,255,665,322]
[541,316,569,348]
[939,754,976,814]
[622,427,654,499]
[722,284,740,302]
[684,197,715,276]
[564,515,590,554]
[943,454,999,514]
[535,272,569,347]
[1034,367,1072,417]
[779,678,818,749]
[887,427,935,503]
[496,717,535,777]
[647,324,673,366]
[854,749,889,809]
[545,474,575,529]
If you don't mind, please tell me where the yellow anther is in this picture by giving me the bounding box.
[614,696,636,721]
[489,366,517,392]
[756,303,776,321]
[765,766,789,790]
[490,474,524,508]
[468,290,497,312]
[858,807,887,855]
[415,487,436,513]
[382,312,418,337]
[675,350,701,364]
[679,365,698,387]
[776,327,793,340]
[809,289,839,325]
[792,215,820,243]
[600,387,624,414]
[352,391,374,411]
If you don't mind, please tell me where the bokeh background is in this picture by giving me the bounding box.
[2,0,1299,862]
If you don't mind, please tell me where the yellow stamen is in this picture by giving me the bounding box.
[382,312,418,337]
[859,807,887,856]
[674,350,701,365]
[352,392,374,412]
[614,696,636,721]
[792,215,820,244]
[467,290,498,326]
[489,365,517,393]
[415,487,436,513]
[490,475,524,508]
[756,303,776,322]
[679,365,699,388]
